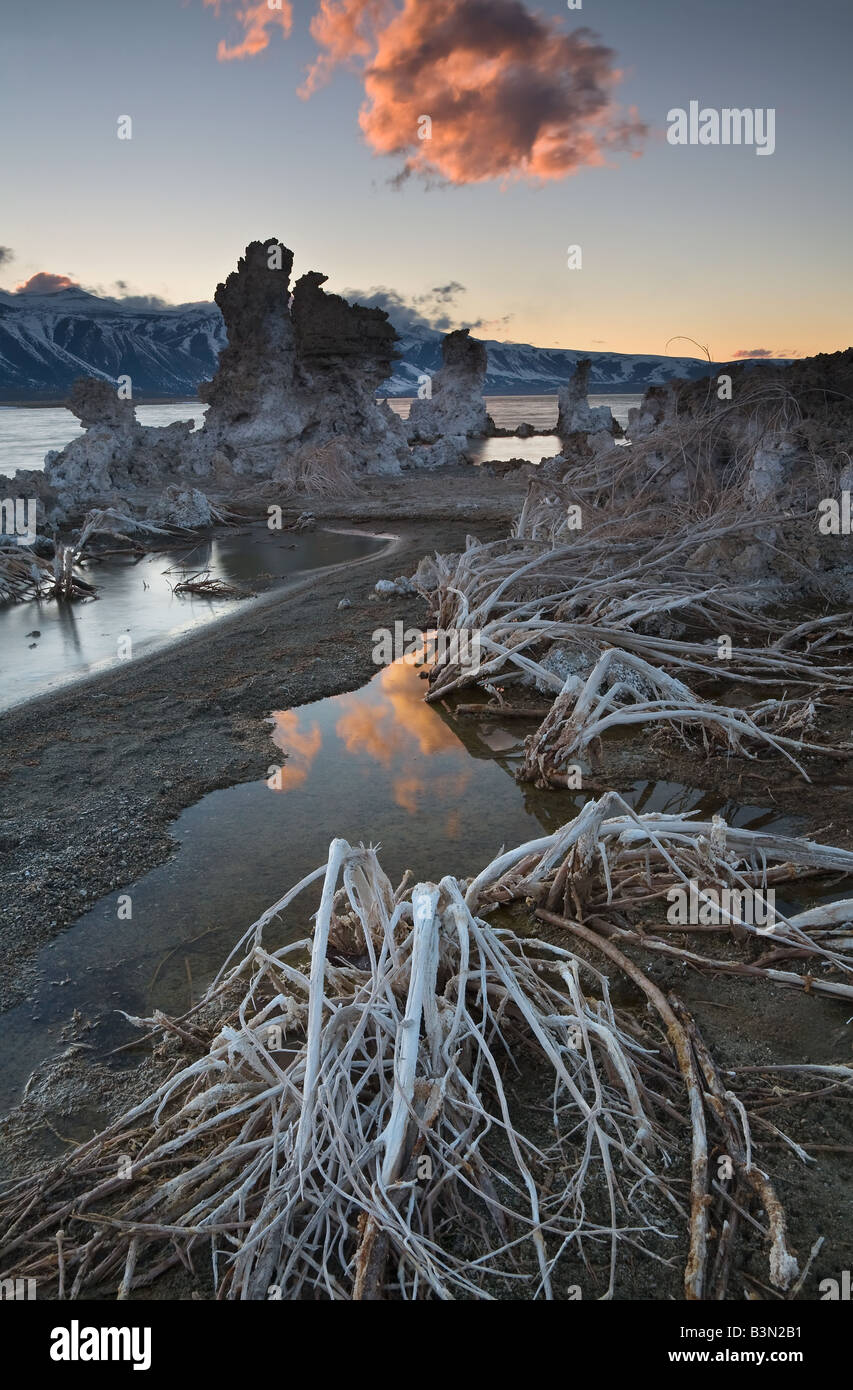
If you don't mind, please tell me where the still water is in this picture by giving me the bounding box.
[392,394,642,466]
[0,651,794,1119]
[0,403,208,475]
[385,394,641,430]
[0,527,388,711]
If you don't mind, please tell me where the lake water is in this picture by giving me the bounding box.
[394,394,641,466]
[0,396,642,475]
[385,394,641,430]
[0,526,389,711]
[0,403,208,475]
[0,648,794,1118]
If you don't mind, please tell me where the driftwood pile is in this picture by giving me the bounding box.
[415,510,853,787]
[168,571,251,600]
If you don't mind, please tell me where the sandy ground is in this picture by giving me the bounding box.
[1,465,851,1299]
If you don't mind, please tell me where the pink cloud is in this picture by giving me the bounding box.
[303,0,646,185]
[15,272,79,294]
[203,0,293,61]
[730,348,794,360]
[301,0,392,97]
[202,0,645,184]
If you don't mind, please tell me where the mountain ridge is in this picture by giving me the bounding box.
[0,287,782,401]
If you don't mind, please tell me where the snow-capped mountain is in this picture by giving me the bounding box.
[0,286,753,401]
[388,324,750,395]
[0,288,226,400]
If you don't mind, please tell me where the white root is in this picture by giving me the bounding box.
[2,798,849,1300]
[416,495,853,784]
[0,834,684,1301]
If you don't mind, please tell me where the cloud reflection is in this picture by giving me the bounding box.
[268,654,470,816]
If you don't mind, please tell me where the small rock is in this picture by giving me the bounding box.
[374,576,416,598]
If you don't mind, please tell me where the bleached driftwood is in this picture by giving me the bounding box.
[0,835,679,1301]
[520,647,842,786]
[415,505,853,782]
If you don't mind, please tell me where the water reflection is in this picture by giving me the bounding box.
[0,652,806,1119]
[384,394,642,432]
[270,654,469,816]
[0,403,208,475]
[387,393,644,467]
[466,435,562,466]
[0,655,546,1114]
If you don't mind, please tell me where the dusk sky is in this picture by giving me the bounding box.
[3,0,851,358]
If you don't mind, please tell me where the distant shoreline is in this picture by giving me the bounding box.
[0,396,204,409]
[0,389,649,410]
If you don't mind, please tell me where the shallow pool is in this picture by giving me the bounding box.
[0,526,388,711]
[0,652,801,1115]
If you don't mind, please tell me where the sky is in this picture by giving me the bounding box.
[1,0,851,358]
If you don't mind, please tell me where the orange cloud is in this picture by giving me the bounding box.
[200,0,644,183]
[15,272,78,294]
[268,658,469,815]
[301,0,646,184]
[301,0,391,96]
[730,348,795,360]
[204,0,293,61]
[381,658,461,755]
[335,700,396,765]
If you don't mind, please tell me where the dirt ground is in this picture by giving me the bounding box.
[1,464,851,1300]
